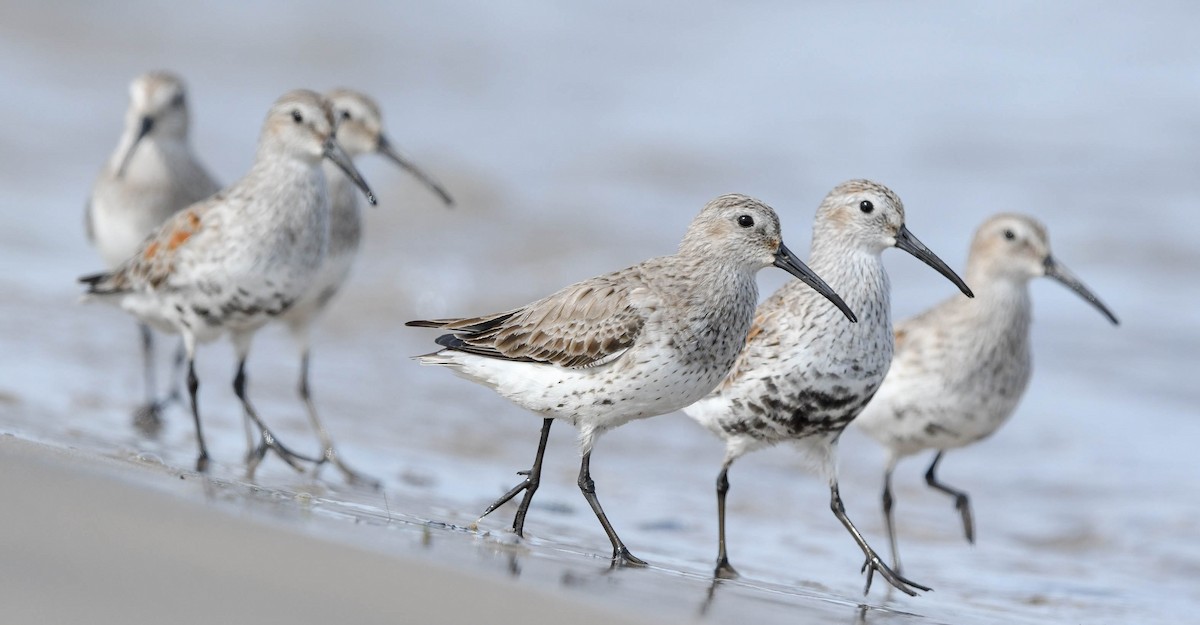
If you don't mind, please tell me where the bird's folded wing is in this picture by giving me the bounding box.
[409,273,649,368]
[80,200,214,294]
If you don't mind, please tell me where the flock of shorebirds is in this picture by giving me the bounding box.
[79,71,1119,596]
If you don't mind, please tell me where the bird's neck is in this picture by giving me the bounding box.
[959,275,1032,341]
[240,154,328,219]
[321,162,364,256]
[809,237,892,332]
[321,161,363,222]
[109,135,185,180]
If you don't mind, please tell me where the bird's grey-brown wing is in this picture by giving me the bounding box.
[408,271,648,368]
[79,198,214,294]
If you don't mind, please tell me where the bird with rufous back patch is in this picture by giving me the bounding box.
[81,89,377,475]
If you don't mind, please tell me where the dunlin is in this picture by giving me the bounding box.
[81,89,376,474]
[854,213,1118,573]
[278,89,453,485]
[86,71,220,432]
[683,180,972,595]
[408,194,855,565]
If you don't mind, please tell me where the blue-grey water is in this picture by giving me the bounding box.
[1,2,1197,624]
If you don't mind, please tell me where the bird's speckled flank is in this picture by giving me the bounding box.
[408,193,850,566]
[684,179,973,595]
[854,212,1118,574]
[81,89,376,475]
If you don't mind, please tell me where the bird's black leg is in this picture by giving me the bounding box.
[830,482,929,596]
[882,459,904,574]
[577,451,646,567]
[298,349,378,488]
[475,418,553,537]
[924,451,974,544]
[185,357,209,472]
[714,461,739,579]
[234,357,320,478]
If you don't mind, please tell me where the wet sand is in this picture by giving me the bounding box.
[0,436,666,625]
[0,434,936,625]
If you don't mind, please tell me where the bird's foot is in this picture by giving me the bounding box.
[860,552,930,596]
[244,431,320,478]
[611,546,647,568]
[327,452,381,490]
[956,496,976,544]
[714,557,740,580]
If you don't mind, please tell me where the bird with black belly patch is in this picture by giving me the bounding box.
[408,193,855,566]
[684,180,973,596]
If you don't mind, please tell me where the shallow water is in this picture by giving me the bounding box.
[1,2,1198,623]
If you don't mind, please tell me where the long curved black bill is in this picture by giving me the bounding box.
[895,225,974,298]
[115,116,154,179]
[377,134,454,207]
[324,136,377,206]
[1044,256,1119,325]
[775,241,857,323]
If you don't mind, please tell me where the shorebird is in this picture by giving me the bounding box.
[407,194,856,565]
[86,71,220,432]
[683,180,973,595]
[854,213,1118,574]
[276,89,453,485]
[80,89,377,474]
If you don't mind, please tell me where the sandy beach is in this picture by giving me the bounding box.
[0,435,669,625]
[0,434,929,625]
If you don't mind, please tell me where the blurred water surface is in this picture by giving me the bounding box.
[0,2,1197,624]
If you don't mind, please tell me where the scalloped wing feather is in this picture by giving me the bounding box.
[410,270,651,369]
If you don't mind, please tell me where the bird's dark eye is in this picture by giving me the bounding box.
[291,110,303,123]
[860,200,874,214]
[170,93,185,108]
[737,215,754,228]
[1003,229,1016,241]
[340,110,352,121]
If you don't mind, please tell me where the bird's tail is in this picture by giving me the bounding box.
[78,270,126,298]
[412,351,457,367]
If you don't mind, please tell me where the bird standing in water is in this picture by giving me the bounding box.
[855,213,1118,574]
[86,71,220,433]
[278,89,453,485]
[81,90,376,475]
[408,194,855,566]
[684,180,972,595]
